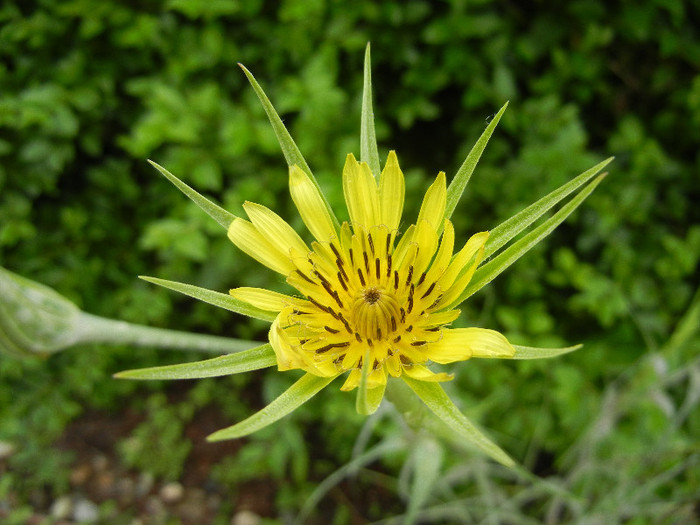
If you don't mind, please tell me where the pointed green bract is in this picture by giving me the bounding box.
[402,377,515,466]
[148,160,236,230]
[511,344,583,360]
[114,343,276,380]
[453,173,607,306]
[356,349,385,415]
[140,276,277,322]
[443,101,508,230]
[238,64,340,230]
[207,373,335,440]
[361,43,381,178]
[485,156,614,258]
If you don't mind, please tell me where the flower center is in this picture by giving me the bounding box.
[351,286,401,341]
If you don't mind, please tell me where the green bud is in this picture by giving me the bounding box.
[0,266,81,357]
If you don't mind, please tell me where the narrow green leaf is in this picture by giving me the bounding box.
[485,156,614,258]
[140,276,277,322]
[238,64,340,229]
[361,42,380,178]
[147,160,236,230]
[511,344,583,360]
[356,350,386,415]
[405,437,443,525]
[453,173,607,306]
[114,343,276,380]
[207,372,335,440]
[444,102,509,226]
[402,377,515,467]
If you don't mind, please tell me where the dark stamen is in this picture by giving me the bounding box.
[363,251,370,273]
[355,332,363,342]
[393,336,401,343]
[375,258,380,279]
[420,282,436,299]
[316,341,351,354]
[357,268,366,286]
[417,272,427,286]
[377,328,382,340]
[387,254,392,277]
[394,270,399,290]
[406,265,414,286]
[368,234,375,255]
[325,326,340,334]
[406,325,413,332]
[390,316,397,332]
[337,271,349,291]
[400,307,406,323]
[410,340,427,347]
[296,269,316,285]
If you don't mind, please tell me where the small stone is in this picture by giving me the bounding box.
[136,473,154,497]
[70,463,92,486]
[231,510,261,525]
[0,441,15,460]
[73,497,99,523]
[91,454,109,472]
[159,481,184,503]
[145,495,166,516]
[50,496,73,519]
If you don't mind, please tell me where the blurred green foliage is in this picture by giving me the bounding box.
[1,0,698,522]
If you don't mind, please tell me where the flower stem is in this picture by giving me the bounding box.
[74,312,257,354]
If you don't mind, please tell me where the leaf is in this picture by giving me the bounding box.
[238,64,340,229]
[140,276,277,322]
[360,42,380,178]
[402,377,515,467]
[405,437,443,525]
[147,160,236,230]
[207,373,335,440]
[114,343,276,380]
[453,173,607,306]
[511,344,583,360]
[444,101,509,228]
[484,156,614,258]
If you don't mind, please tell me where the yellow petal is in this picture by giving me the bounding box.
[378,151,404,232]
[229,287,296,312]
[402,364,454,382]
[228,218,295,275]
[343,153,379,230]
[424,327,514,364]
[243,201,309,257]
[416,171,446,230]
[422,220,455,286]
[438,231,489,291]
[289,165,337,243]
[269,316,308,371]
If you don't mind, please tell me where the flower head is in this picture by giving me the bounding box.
[120,44,610,465]
[228,152,514,392]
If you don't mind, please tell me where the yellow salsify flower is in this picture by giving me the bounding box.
[117,44,612,466]
[228,152,514,393]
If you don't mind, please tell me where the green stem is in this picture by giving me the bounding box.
[74,312,257,354]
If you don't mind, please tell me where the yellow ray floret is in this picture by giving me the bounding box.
[228,152,515,389]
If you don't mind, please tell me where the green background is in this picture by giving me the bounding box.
[1,1,698,523]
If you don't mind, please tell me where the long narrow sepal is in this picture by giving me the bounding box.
[453,173,607,307]
[484,156,614,258]
[140,276,277,322]
[361,42,381,178]
[511,344,583,359]
[114,343,276,380]
[443,101,509,229]
[356,349,385,415]
[238,64,340,229]
[147,160,236,230]
[402,377,515,467]
[207,373,335,440]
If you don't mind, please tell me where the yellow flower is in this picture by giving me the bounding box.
[119,44,610,465]
[228,152,514,392]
